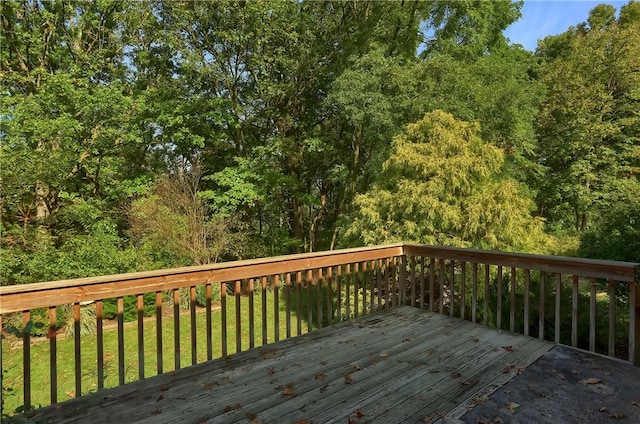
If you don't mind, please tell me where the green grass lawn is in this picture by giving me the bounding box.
[1,291,314,416]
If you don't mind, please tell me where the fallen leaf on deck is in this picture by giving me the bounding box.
[631,400,639,407]
[201,382,218,389]
[294,420,307,424]
[314,372,327,380]
[610,412,625,419]
[404,337,412,342]
[506,402,520,414]
[344,373,355,384]
[157,395,164,401]
[268,367,276,375]
[451,371,462,379]
[599,406,608,412]
[475,416,491,424]
[472,336,479,343]
[354,409,364,418]
[502,345,514,352]
[281,384,296,397]
[151,409,161,415]
[423,416,432,423]
[224,404,243,412]
[160,385,171,391]
[581,378,602,385]
[502,365,514,374]
[320,361,327,365]
[379,352,388,357]
[427,348,435,355]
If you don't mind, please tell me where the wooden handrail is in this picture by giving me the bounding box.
[0,244,404,314]
[403,243,639,282]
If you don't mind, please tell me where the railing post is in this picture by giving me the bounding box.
[633,275,640,366]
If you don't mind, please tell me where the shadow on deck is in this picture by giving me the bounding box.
[10,306,557,423]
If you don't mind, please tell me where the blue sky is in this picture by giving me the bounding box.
[504,1,628,51]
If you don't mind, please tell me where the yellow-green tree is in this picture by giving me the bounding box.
[348,110,551,253]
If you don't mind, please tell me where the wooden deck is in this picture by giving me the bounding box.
[22,307,553,424]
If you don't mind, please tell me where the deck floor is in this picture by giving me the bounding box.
[23,306,554,424]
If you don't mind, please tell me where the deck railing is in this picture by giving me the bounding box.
[1,243,638,416]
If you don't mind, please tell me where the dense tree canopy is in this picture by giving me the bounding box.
[1,0,638,285]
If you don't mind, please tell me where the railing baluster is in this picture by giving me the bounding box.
[306,270,313,331]
[285,274,291,338]
[510,267,516,333]
[461,262,466,320]
[117,297,125,385]
[608,280,616,357]
[472,263,478,323]
[235,280,242,353]
[385,258,391,310]
[360,262,366,315]
[96,300,105,387]
[555,274,561,344]
[429,258,435,312]
[571,276,579,348]
[589,278,596,352]
[376,260,382,312]
[274,274,280,342]
[172,290,180,370]
[318,268,324,327]
[190,287,197,364]
[297,271,303,331]
[496,266,502,330]
[221,282,228,356]
[400,255,407,306]
[248,279,255,349]
[369,261,375,313]
[22,311,31,411]
[419,257,426,310]
[74,303,82,394]
[327,267,334,325]
[155,291,163,373]
[630,281,638,364]
[483,264,489,327]
[261,277,268,344]
[354,263,359,318]
[439,260,445,315]
[137,294,145,378]
[49,306,57,404]
[410,256,416,308]
[539,272,545,340]
[450,260,455,317]
[524,270,530,336]
[345,264,351,319]
[206,284,213,360]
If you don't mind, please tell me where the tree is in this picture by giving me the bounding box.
[579,180,640,262]
[348,111,551,253]
[128,161,248,267]
[534,3,640,233]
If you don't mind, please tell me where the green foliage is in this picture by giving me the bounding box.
[1,0,637,287]
[534,6,640,234]
[102,293,157,322]
[349,111,551,253]
[579,181,640,262]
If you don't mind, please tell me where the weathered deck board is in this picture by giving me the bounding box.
[23,307,554,424]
